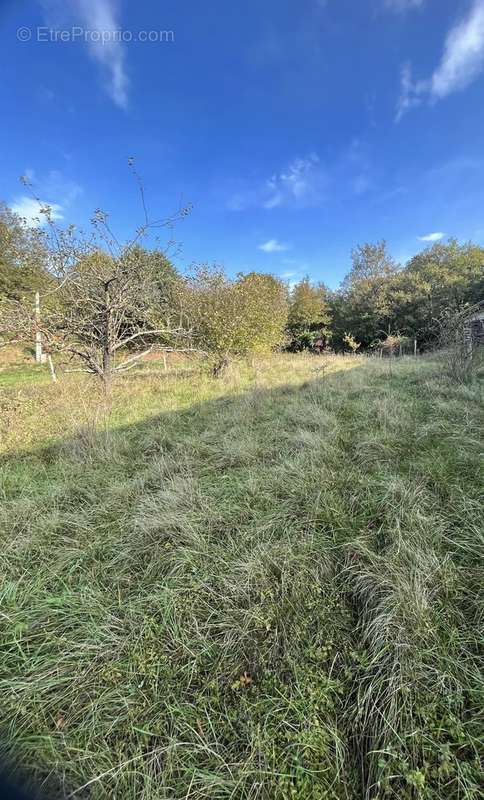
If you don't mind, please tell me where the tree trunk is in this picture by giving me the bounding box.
[103,347,111,376]
[102,347,112,398]
[213,353,230,378]
[102,280,113,394]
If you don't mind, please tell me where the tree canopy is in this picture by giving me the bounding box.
[1,196,483,365]
[181,266,288,357]
[0,204,49,301]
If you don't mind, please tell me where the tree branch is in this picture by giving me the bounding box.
[112,328,185,351]
[113,346,155,371]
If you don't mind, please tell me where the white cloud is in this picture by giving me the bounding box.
[418,231,445,242]
[225,140,377,212]
[41,0,129,108]
[396,0,484,119]
[11,196,64,227]
[431,1,484,98]
[395,63,423,120]
[384,0,424,12]
[265,154,321,208]
[258,239,290,253]
[10,168,82,227]
[263,193,284,210]
[227,153,324,211]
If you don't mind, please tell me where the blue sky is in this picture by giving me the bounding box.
[2,0,484,288]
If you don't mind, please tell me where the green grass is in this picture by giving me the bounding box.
[0,353,483,799]
[0,347,50,388]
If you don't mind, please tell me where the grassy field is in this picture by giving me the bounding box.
[0,351,483,799]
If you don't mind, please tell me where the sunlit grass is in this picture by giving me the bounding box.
[0,352,482,799]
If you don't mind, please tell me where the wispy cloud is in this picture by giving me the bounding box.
[384,0,424,12]
[258,239,290,253]
[431,0,484,99]
[41,0,129,108]
[227,154,324,211]
[337,139,374,196]
[11,168,82,227]
[396,0,484,120]
[264,154,322,209]
[37,86,56,103]
[225,142,378,212]
[396,62,422,120]
[418,231,445,242]
[11,196,63,227]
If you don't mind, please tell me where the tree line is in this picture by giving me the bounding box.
[1,201,483,384]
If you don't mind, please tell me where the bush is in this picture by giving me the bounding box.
[182,266,289,359]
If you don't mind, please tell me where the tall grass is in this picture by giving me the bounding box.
[0,353,482,798]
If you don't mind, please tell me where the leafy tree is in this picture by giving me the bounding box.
[236,271,289,353]
[119,245,181,340]
[183,266,288,366]
[332,241,400,349]
[287,277,332,350]
[0,204,49,301]
[396,240,484,345]
[288,278,331,332]
[346,241,398,284]
[330,238,483,351]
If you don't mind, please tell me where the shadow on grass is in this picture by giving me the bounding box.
[4,356,479,800]
[1,357,370,472]
[0,361,377,796]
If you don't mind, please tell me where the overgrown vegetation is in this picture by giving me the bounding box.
[181,266,289,370]
[1,352,482,799]
[1,201,483,370]
[329,239,484,352]
[0,178,483,797]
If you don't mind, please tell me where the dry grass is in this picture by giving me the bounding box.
[0,352,483,799]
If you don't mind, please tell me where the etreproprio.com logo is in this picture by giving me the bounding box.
[17,26,175,43]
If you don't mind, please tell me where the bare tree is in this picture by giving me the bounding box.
[0,166,196,391]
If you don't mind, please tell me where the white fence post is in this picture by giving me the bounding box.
[47,355,57,383]
[35,291,43,364]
